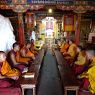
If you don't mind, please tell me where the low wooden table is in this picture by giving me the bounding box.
[54,49,80,95]
[18,49,45,95]
[18,64,39,95]
[20,77,36,95]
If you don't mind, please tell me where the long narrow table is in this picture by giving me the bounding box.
[18,48,45,95]
[54,49,80,95]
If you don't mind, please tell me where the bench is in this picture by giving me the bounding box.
[54,49,80,95]
[18,48,45,95]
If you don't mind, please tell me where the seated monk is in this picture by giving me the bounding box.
[30,39,38,55]
[60,39,69,53]
[73,46,87,75]
[7,42,28,72]
[16,46,31,64]
[63,39,77,64]
[60,41,64,49]
[58,39,65,49]
[78,50,95,94]
[0,51,21,95]
[57,40,63,49]
[0,51,20,78]
[20,42,35,61]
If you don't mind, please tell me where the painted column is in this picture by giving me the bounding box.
[75,14,81,45]
[18,13,25,45]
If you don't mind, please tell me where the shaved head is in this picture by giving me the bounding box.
[0,51,6,62]
[86,50,95,60]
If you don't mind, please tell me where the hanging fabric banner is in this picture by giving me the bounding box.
[64,15,74,32]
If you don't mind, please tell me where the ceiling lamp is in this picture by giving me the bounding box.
[48,8,53,13]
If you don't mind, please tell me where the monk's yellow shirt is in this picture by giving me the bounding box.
[1,61,20,77]
[80,57,95,94]
[60,43,69,53]
[87,65,95,94]
[26,49,35,58]
[16,52,30,63]
[89,57,95,67]
[30,44,35,51]
[60,43,65,49]
[67,43,77,58]
[20,47,35,60]
[75,52,87,65]
[80,57,95,78]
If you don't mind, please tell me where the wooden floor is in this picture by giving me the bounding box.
[37,49,63,95]
[24,49,63,95]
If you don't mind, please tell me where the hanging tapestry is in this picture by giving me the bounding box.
[64,15,74,32]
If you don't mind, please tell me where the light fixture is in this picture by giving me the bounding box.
[48,8,53,13]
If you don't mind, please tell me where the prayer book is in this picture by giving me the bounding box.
[23,72,35,78]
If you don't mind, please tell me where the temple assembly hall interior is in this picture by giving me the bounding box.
[0,0,95,95]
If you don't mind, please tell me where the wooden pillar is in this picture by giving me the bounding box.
[27,13,31,32]
[75,14,81,45]
[18,13,25,46]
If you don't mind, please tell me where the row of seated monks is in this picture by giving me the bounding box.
[59,38,95,94]
[0,39,38,95]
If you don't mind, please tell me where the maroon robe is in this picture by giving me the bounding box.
[7,50,26,72]
[73,64,85,75]
[0,62,21,95]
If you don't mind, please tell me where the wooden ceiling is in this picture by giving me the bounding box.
[0,0,95,19]
[0,0,95,5]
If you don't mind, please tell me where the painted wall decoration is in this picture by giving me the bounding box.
[10,4,29,12]
[27,0,32,3]
[46,21,53,30]
[7,0,12,3]
[12,0,26,4]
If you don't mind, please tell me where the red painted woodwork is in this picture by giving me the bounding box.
[18,13,25,46]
